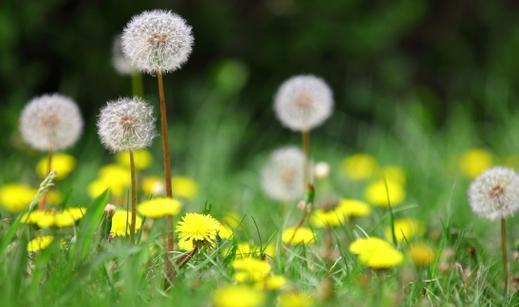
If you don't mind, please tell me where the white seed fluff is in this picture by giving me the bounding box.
[468,167,519,220]
[274,74,333,131]
[19,94,83,151]
[261,146,306,202]
[112,35,136,75]
[97,97,156,152]
[121,10,194,74]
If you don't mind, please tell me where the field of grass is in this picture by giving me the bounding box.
[1,89,518,307]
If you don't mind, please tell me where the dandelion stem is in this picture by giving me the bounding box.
[131,72,143,98]
[156,70,175,287]
[302,130,311,186]
[129,150,137,243]
[39,151,53,209]
[500,217,508,296]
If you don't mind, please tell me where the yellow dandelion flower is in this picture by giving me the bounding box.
[364,179,405,207]
[0,184,36,213]
[176,213,221,245]
[137,197,182,218]
[88,178,127,199]
[261,274,287,290]
[55,208,85,227]
[459,148,493,178]
[385,218,423,243]
[349,237,393,255]
[116,149,152,170]
[235,242,253,258]
[172,176,198,200]
[341,153,378,181]
[379,165,406,184]
[111,210,143,237]
[213,285,264,307]
[232,257,271,282]
[278,292,313,307]
[281,227,316,245]
[218,225,233,239]
[22,208,85,228]
[36,153,76,180]
[409,242,435,267]
[178,237,194,251]
[27,235,54,252]
[98,164,131,184]
[141,176,164,195]
[222,211,242,228]
[338,198,371,217]
[359,246,403,269]
[310,208,345,228]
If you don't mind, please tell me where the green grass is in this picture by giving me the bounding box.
[0,95,518,307]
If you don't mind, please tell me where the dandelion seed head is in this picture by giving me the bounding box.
[122,10,194,74]
[97,97,156,152]
[468,167,519,220]
[261,146,306,202]
[274,75,333,131]
[20,94,83,151]
[112,35,137,75]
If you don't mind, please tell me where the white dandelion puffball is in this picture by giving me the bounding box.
[274,74,333,131]
[112,35,136,75]
[122,10,194,74]
[468,167,519,220]
[20,94,83,151]
[261,146,306,202]
[97,97,156,152]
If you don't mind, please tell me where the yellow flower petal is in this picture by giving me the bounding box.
[111,210,143,237]
[281,227,315,245]
[0,184,36,213]
[36,153,76,180]
[116,150,152,170]
[338,199,371,217]
[364,180,405,207]
[137,197,182,218]
[459,149,492,178]
[341,153,377,181]
[27,236,54,252]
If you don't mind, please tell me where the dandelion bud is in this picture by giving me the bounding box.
[261,147,305,202]
[97,97,156,152]
[122,10,194,74]
[274,75,333,132]
[20,94,83,151]
[103,204,117,217]
[468,167,519,220]
[112,35,136,75]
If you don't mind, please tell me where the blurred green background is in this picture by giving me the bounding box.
[1,0,519,157]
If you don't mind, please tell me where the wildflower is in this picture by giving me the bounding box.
[314,161,330,180]
[264,243,276,257]
[409,242,435,267]
[261,275,287,290]
[274,75,333,132]
[122,10,194,74]
[385,218,424,243]
[27,235,54,252]
[111,210,143,237]
[459,149,493,179]
[379,165,406,184]
[278,292,313,307]
[112,34,136,75]
[22,208,85,228]
[176,213,221,246]
[232,257,271,282]
[0,184,36,213]
[178,237,194,251]
[218,225,233,239]
[282,227,316,245]
[116,149,152,170]
[213,285,264,307]
[341,153,377,181]
[172,176,199,200]
[310,208,345,228]
[338,199,371,217]
[261,147,305,202]
[468,167,519,220]
[36,153,76,180]
[99,164,132,184]
[97,97,156,152]
[88,178,127,199]
[137,197,182,218]
[349,236,403,269]
[19,94,83,151]
[364,179,405,207]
